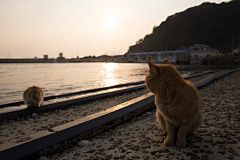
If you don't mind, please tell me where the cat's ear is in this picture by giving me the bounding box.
[162,59,170,64]
[147,59,158,73]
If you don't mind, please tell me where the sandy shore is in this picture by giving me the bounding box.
[43,70,240,160]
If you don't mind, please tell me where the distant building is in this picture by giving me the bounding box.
[43,55,48,60]
[189,44,220,64]
[127,50,189,64]
[57,53,67,62]
[97,55,110,62]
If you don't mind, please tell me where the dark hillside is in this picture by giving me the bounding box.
[127,0,240,54]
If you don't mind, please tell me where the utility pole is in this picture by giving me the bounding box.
[9,51,10,58]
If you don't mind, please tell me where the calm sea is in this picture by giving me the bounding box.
[0,63,150,105]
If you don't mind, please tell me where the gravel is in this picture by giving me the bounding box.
[47,70,240,160]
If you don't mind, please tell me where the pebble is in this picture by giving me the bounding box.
[142,111,152,116]
[38,156,49,160]
[78,140,90,147]
[32,113,38,118]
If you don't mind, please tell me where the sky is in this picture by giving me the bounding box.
[0,0,229,58]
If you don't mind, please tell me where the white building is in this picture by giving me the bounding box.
[190,44,220,64]
[127,50,189,64]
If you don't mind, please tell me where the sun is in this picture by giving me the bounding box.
[107,18,117,29]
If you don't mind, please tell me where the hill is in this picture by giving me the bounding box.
[127,0,240,54]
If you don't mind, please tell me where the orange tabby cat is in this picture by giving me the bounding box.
[145,59,203,147]
[23,86,44,108]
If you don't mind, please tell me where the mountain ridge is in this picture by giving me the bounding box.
[127,0,240,54]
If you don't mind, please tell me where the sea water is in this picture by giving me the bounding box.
[0,63,150,104]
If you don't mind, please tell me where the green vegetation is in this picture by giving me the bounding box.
[127,0,240,54]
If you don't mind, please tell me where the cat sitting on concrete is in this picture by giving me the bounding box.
[145,59,203,147]
[23,86,44,108]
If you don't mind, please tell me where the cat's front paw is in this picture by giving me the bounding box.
[176,140,186,148]
[164,139,174,146]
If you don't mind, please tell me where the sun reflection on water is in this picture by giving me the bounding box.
[100,63,119,86]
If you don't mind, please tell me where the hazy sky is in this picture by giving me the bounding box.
[0,0,228,58]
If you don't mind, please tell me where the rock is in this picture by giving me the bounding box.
[39,156,49,160]
[32,113,38,118]
[78,140,90,147]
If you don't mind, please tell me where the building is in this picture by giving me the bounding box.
[97,55,110,62]
[127,50,189,64]
[190,44,220,64]
[57,53,68,62]
[43,55,48,60]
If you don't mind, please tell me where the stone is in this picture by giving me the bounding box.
[78,140,90,147]
[39,156,49,160]
[32,113,38,118]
